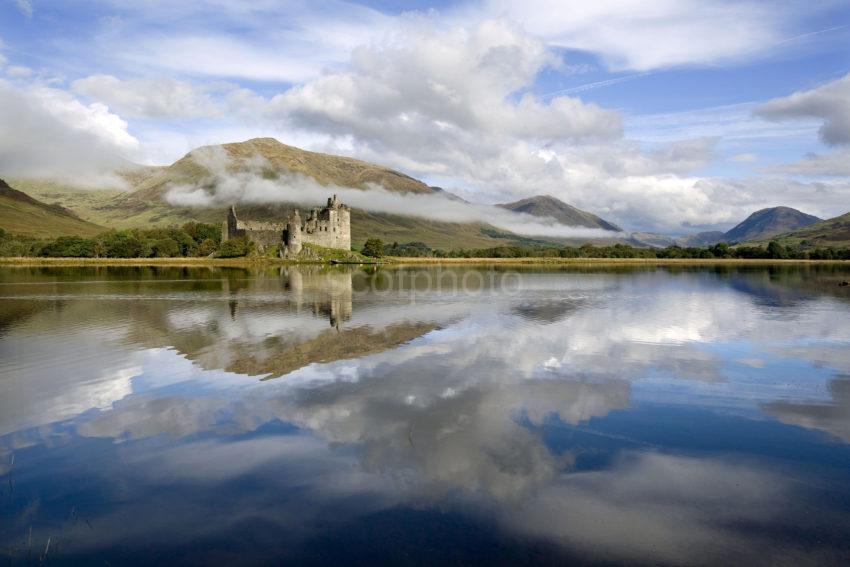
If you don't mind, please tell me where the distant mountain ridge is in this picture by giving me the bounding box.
[724,206,821,242]
[631,207,823,248]
[497,195,621,232]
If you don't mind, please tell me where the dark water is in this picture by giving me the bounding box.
[2,264,850,565]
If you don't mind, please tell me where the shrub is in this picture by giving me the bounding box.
[218,237,252,258]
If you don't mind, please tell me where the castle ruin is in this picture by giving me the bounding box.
[222,195,351,256]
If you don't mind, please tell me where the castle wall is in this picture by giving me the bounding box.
[236,220,285,247]
[224,195,350,254]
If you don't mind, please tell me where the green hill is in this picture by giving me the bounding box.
[725,206,821,242]
[760,212,850,248]
[0,178,105,237]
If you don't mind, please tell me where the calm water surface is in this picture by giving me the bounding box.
[2,264,850,565]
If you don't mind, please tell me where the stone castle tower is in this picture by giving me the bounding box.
[222,195,351,256]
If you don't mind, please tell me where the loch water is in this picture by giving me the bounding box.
[2,264,850,565]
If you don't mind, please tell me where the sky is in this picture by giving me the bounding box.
[0,0,849,234]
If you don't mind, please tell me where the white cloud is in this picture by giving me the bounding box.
[0,79,138,178]
[269,19,621,144]
[94,0,394,83]
[72,74,223,118]
[756,73,850,146]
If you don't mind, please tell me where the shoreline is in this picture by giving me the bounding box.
[0,256,847,267]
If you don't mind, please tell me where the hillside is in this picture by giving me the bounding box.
[497,195,621,231]
[0,178,105,237]
[764,212,850,248]
[725,206,821,242]
[123,137,434,206]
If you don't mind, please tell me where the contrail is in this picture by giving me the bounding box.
[540,24,845,100]
[540,72,653,99]
[775,24,847,46]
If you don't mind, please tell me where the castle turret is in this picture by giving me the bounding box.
[223,205,239,241]
[286,209,303,255]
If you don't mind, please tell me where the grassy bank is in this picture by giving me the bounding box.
[1,256,847,267]
[0,256,350,267]
[384,256,850,265]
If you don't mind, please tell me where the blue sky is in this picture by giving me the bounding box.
[1,0,849,233]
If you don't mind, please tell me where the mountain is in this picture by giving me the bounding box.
[497,195,621,231]
[765,212,850,248]
[724,206,821,242]
[0,178,104,237]
[123,137,434,206]
[13,139,582,249]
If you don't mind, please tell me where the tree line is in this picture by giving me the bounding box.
[0,223,242,258]
[364,239,850,260]
[2,229,848,260]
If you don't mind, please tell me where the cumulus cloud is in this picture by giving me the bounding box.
[72,74,224,118]
[0,79,139,180]
[269,19,621,144]
[756,73,850,146]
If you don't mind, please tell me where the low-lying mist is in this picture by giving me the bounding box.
[163,149,622,241]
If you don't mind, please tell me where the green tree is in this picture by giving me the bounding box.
[767,240,786,259]
[218,237,252,258]
[97,231,144,258]
[362,238,385,258]
[40,236,96,257]
[196,238,218,256]
[150,237,181,257]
